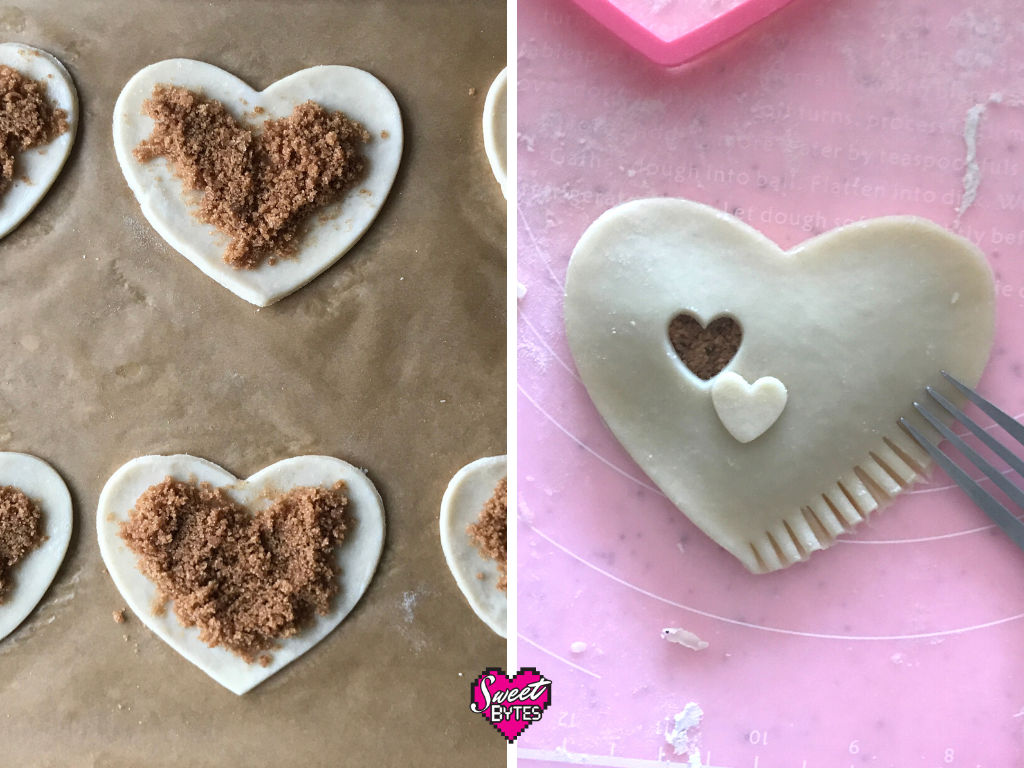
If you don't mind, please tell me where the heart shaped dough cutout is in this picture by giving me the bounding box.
[0,44,78,241]
[113,60,403,307]
[712,372,788,444]
[482,68,507,198]
[0,453,73,643]
[439,455,507,637]
[565,199,995,573]
[97,455,385,694]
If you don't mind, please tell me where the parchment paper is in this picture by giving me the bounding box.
[0,2,506,766]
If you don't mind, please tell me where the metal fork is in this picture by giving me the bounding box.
[900,371,1024,551]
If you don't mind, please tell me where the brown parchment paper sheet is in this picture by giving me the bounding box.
[0,2,506,765]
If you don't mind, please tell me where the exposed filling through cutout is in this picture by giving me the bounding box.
[669,314,742,380]
[118,477,348,664]
[467,476,507,592]
[0,485,44,604]
[133,85,370,270]
[0,65,69,200]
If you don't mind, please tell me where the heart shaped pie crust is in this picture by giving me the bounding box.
[97,454,385,694]
[565,199,996,573]
[0,44,78,241]
[113,60,402,307]
[439,455,507,637]
[0,453,73,644]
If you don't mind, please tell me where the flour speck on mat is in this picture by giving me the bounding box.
[133,85,369,270]
[0,486,43,604]
[118,477,348,663]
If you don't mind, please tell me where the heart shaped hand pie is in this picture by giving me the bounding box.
[440,455,507,637]
[97,455,385,694]
[0,45,78,241]
[564,199,995,573]
[0,453,72,644]
[113,60,402,306]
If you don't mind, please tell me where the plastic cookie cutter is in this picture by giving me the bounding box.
[570,0,801,66]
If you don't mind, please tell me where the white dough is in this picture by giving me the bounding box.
[482,67,507,198]
[439,455,507,637]
[564,199,995,573]
[711,373,787,444]
[112,60,403,307]
[96,455,386,695]
[0,45,78,241]
[661,627,709,651]
[0,453,72,643]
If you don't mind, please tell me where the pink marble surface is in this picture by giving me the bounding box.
[517,0,1024,765]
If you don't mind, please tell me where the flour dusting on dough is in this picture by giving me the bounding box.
[662,627,709,650]
[665,702,704,764]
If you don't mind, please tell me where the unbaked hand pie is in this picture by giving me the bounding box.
[564,199,996,573]
[0,44,78,241]
[97,454,385,694]
[113,60,402,307]
[440,455,507,637]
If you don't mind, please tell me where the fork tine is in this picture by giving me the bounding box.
[942,371,1024,447]
[914,401,1024,511]
[900,417,1024,551]
[926,386,1024,480]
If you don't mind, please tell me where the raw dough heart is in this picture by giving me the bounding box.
[564,199,995,573]
[0,45,78,241]
[97,455,385,694]
[113,60,403,307]
[711,372,787,444]
[439,455,506,637]
[0,453,73,643]
[482,67,507,198]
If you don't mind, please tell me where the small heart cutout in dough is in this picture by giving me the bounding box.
[711,372,787,443]
[97,455,385,695]
[565,198,995,572]
[439,455,507,638]
[0,453,73,644]
[0,45,78,241]
[669,314,742,380]
[113,60,403,307]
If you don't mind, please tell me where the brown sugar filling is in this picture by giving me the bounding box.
[133,85,370,270]
[467,476,507,592]
[0,65,68,200]
[669,314,742,380]
[118,477,348,663]
[0,486,44,604]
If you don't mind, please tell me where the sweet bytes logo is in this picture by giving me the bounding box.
[470,667,552,743]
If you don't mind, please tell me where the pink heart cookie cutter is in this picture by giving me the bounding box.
[571,0,801,66]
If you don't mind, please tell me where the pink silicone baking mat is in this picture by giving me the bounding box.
[517,0,1024,765]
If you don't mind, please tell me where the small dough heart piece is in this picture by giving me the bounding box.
[0,453,73,644]
[711,372,787,443]
[0,45,78,241]
[440,455,507,638]
[565,199,995,573]
[482,67,507,198]
[97,455,385,695]
[113,60,403,307]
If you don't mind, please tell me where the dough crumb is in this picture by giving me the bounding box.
[468,87,477,96]
[113,609,127,624]
[134,85,370,270]
[0,65,68,200]
[118,477,348,663]
[0,485,44,604]
[570,641,587,653]
[662,627,709,651]
[669,314,741,380]
[665,702,704,762]
[467,476,507,591]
